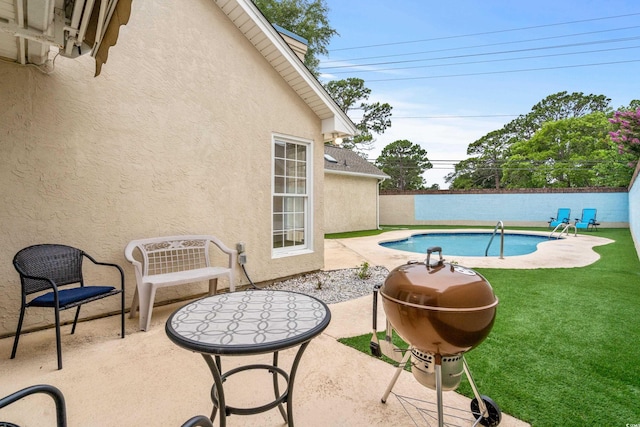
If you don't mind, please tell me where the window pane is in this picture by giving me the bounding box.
[286,159,297,176]
[296,145,306,160]
[286,144,297,160]
[286,177,297,193]
[275,142,285,158]
[273,232,284,248]
[297,178,306,194]
[292,229,304,244]
[274,158,285,176]
[274,177,285,193]
[273,196,283,213]
[283,212,294,227]
[273,213,283,230]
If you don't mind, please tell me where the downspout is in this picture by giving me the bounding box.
[377,177,387,230]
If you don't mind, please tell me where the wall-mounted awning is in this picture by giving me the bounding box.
[0,0,132,76]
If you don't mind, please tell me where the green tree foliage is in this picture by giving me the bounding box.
[501,112,628,187]
[458,128,514,189]
[324,78,392,152]
[521,91,611,134]
[376,140,432,191]
[446,91,625,189]
[253,0,337,76]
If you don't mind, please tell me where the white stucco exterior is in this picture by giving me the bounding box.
[324,173,381,233]
[0,0,353,336]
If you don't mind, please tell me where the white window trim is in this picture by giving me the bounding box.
[271,133,314,258]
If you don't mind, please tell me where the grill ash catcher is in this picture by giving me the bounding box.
[370,247,502,426]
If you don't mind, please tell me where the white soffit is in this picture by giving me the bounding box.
[214,0,357,138]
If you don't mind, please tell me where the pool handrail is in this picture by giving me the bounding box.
[485,221,504,259]
[549,222,577,239]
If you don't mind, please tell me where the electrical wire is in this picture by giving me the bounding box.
[322,25,640,64]
[330,12,640,52]
[364,58,640,82]
[0,51,59,74]
[325,45,640,75]
[321,35,640,70]
[241,263,260,289]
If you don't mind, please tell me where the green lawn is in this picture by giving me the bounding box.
[337,228,640,427]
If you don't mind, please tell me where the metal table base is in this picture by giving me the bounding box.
[203,342,309,426]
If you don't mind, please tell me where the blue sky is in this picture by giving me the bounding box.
[318,1,640,188]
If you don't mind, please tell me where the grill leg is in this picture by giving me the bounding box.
[380,349,411,403]
[463,356,488,417]
[435,355,443,427]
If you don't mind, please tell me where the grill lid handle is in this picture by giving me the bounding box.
[426,246,443,269]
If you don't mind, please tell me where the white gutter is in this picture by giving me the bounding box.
[325,169,388,180]
[377,176,387,230]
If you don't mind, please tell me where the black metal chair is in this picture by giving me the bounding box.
[181,416,214,427]
[0,384,67,427]
[11,244,125,370]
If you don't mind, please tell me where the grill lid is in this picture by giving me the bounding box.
[381,249,497,311]
[380,247,499,355]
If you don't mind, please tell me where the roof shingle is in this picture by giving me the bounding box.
[324,145,388,179]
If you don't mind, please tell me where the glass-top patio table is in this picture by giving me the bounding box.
[165,289,331,426]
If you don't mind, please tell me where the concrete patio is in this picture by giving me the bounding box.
[0,231,612,426]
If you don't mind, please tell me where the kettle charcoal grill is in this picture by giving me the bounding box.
[370,247,502,426]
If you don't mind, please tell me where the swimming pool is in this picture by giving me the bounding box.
[379,232,552,257]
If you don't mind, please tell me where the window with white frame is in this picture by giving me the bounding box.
[272,135,312,255]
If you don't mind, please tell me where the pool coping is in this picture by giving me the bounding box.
[324,229,615,270]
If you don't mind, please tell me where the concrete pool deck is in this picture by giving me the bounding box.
[324,229,614,271]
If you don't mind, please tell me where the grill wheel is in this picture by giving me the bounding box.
[470,395,502,426]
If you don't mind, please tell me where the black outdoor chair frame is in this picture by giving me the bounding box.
[181,415,214,427]
[0,384,67,427]
[10,244,125,370]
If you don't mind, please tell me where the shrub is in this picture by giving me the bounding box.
[609,108,640,167]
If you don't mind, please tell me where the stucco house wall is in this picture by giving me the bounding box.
[324,173,379,233]
[0,1,345,336]
[323,145,387,234]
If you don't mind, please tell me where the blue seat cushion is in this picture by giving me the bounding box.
[30,286,116,307]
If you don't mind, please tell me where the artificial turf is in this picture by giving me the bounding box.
[337,228,640,426]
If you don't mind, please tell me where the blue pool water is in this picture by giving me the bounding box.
[380,232,550,257]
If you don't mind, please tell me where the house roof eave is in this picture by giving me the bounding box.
[214,0,357,138]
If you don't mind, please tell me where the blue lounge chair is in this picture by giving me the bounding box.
[575,208,600,231]
[548,208,571,228]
